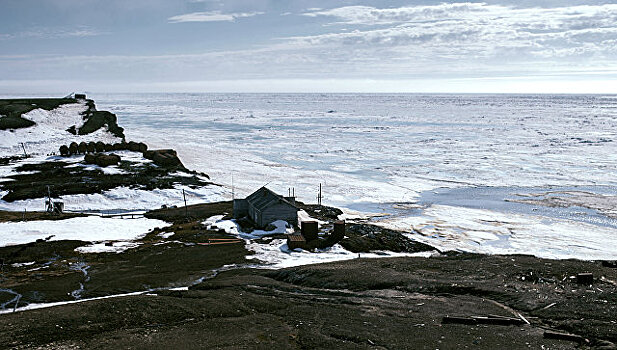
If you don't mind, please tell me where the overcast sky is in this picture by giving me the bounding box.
[1,0,616,93]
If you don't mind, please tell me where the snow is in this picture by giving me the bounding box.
[204,216,294,239]
[158,232,175,239]
[0,184,227,212]
[11,262,35,268]
[0,102,121,157]
[0,291,146,315]
[0,216,166,247]
[69,162,128,175]
[75,241,141,254]
[245,239,436,269]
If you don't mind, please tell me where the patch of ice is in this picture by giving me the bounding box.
[10,261,35,268]
[75,241,141,254]
[0,216,166,247]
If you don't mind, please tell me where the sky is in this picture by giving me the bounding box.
[1,0,616,93]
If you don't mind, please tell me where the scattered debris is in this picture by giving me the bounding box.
[576,272,593,285]
[543,330,585,343]
[442,315,525,326]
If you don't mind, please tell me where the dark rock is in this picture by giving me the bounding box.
[95,141,105,153]
[0,116,36,130]
[86,142,96,153]
[127,141,140,152]
[340,223,434,253]
[137,142,148,153]
[78,142,88,154]
[78,110,125,139]
[69,142,79,154]
[104,143,113,152]
[144,149,185,169]
[96,154,121,167]
[84,153,96,164]
[59,145,70,156]
[66,125,77,135]
[112,143,123,151]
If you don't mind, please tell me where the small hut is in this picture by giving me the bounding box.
[233,186,298,228]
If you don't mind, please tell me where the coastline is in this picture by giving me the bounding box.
[1,96,617,348]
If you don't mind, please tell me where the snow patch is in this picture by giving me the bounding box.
[76,241,141,254]
[0,102,122,157]
[158,232,175,239]
[246,239,436,269]
[0,184,227,212]
[0,216,165,247]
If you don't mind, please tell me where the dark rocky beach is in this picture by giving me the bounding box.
[1,97,616,349]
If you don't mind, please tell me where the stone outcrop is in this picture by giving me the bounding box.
[144,149,185,169]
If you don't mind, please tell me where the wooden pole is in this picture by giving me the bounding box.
[182,189,188,218]
[20,143,27,157]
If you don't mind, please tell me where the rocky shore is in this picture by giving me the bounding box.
[1,253,616,349]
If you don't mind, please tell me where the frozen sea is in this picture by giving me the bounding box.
[6,93,617,260]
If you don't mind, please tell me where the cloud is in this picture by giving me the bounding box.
[2,3,617,87]
[0,27,104,40]
[303,3,496,25]
[168,11,263,23]
[295,3,617,61]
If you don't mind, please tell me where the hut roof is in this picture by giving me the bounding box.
[246,187,297,212]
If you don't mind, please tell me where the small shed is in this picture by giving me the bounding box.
[233,186,298,228]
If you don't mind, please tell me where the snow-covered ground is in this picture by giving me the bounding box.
[0,149,227,213]
[0,184,227,213]
[0,216,165,247]
[0,102,121,157]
